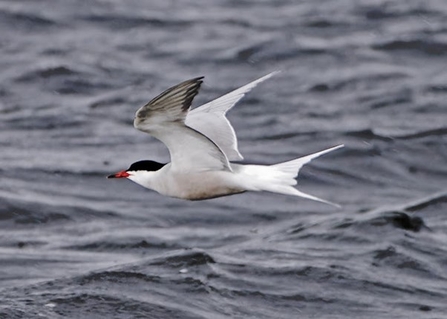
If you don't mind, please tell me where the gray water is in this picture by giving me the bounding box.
[1,0,447,318]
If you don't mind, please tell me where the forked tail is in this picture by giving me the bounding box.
[255,145,344,207]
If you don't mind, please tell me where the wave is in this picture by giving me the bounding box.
[372,38,447,56]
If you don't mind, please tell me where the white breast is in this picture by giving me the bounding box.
[129,167,245,200]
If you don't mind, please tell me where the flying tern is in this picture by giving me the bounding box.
[108,72,343,206]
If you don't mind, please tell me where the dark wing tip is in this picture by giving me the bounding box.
[180,76,204,111]
[138,76,205,118]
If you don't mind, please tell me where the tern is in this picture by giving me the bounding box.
[108,72,343,206]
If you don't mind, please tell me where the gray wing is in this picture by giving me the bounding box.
[134,77,231,172]
[186,71,279,161]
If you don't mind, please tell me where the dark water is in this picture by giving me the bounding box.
[1,0,447,318]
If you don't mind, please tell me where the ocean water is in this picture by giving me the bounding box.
[1,0,447,318]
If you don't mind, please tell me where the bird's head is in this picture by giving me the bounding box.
[107,160,166,181]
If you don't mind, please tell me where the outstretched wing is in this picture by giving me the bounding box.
[134,77,231,172]
[186,71,280,161]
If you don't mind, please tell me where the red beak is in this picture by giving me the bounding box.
[107,170,130,179]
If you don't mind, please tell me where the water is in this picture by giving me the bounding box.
[1,0,447,318]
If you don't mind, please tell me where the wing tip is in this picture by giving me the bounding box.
[179,76,205,111]
[135,76,207,129]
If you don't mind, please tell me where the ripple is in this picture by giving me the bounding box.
[3,114,83,130]
[405,193,447,212]
[392,127,447,140]
[0,198,71,225]
[308,72,409,93]
[371,245,436,275]
[0,10,59,31]
[79,14,192,30]
[0,196,116,225]
[304,18,346,28]
[50,293,202,319]
[15,66,79,82]
[372,38,447,56]
[370,211,427,232]
[343,129,394,141]
[149,250,216,268]
[66,239,179,252]
[77,271,161,285]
